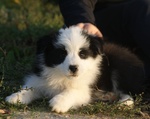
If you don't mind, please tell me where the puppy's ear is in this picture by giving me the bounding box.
[36,32,58,54]
[88,35,104,56]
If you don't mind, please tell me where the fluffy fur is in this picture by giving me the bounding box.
[6,26,145,113]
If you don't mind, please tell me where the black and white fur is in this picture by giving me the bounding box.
[6,26,145,113]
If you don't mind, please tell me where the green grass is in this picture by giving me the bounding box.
[70,94,150,118]
[0,0,149,118]
[0,0,62,117]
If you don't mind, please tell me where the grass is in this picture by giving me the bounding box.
[0,0,150,118]
[69,93,150,118]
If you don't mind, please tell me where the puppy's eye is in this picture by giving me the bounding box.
[79,49,88,59]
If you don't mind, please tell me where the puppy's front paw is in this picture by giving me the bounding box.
[6,91,32,104]
[49,95,72,113]
[5,93,22,104]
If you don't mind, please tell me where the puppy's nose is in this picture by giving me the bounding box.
[69,65,78,73]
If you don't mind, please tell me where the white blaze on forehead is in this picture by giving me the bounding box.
[56,26,89,51]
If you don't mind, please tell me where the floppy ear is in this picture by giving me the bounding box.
[88,35,104,56]
[36,32,58,54]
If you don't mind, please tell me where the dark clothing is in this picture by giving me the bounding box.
[59,0,150,81]
[59,0,97,26]
[59,0,128,26]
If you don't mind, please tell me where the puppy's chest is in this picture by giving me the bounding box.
[39,76,71,95]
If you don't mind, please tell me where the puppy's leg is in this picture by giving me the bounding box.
[6,75,41,104]
[49,87,91,113]
[6,88,39,104]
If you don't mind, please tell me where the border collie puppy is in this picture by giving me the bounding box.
[6,26,145,113]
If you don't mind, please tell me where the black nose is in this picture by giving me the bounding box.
[69,65,78,73]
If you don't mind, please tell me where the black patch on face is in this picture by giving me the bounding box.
[35,32,67,68]
[81,31,104,58]
[44,45,67,67]
[33,33,58,75]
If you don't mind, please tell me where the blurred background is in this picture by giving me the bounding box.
[0,0,62,57]
[0,0,63,103]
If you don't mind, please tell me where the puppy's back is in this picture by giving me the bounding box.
[98,43,145,95]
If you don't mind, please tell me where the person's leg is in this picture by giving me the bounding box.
[94,0,150,81]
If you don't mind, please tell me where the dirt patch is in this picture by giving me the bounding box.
[1,111,149,119]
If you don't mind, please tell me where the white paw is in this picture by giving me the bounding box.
[6,93,22,104]
[5,91,32,104]
[49,95,72,113]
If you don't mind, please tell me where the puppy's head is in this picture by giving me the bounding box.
[37,26,103,78]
